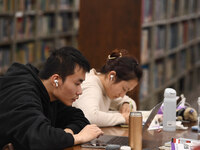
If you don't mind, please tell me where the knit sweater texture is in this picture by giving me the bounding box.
[73,69,136,127]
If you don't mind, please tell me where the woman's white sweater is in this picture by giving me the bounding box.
[72,69,136,127]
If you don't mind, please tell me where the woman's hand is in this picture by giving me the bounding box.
[121,112,129,124]
[120,102,131,113]
[73,124,104,145]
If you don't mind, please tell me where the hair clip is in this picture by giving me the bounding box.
[108,52,122,60]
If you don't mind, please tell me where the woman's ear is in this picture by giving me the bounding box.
[110,75,114,81]
[108,71,116,81]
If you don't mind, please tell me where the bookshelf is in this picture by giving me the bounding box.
[78,0,200,109]
[0,0,80,74]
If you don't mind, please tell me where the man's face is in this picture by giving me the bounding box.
[56,65,86,106]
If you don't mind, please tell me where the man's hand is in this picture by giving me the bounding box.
[64,128,74,135]
[73,124,104,145]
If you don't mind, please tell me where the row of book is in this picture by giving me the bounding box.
[40,0,80,11]
[57,37,73,48]
[169,21,197,49]
[38,13,74,36]
[0,0,80,13]
[37,15,55,37]
[16,16,35,39]
[0,15,75,49]
[142,0,200,23]
[16,42,35,64]
[0,41,53,70]
[57,13,73,33]
[15,41,54,64]
[39,0,77,11]
[9,12,74,40]
[141,20,200,64]
[0,0,14,13]
[10,38,72,64]
[17,0,36,12]
[0,41,55,73]
[139,45,200,100]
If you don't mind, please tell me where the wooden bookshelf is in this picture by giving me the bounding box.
[78,0,200,109]
[0,0,80,74]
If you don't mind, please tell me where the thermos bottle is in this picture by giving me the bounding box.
[129,112,142,150]
[163,88,176,131]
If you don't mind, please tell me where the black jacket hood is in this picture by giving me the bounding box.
[0,63,50,105]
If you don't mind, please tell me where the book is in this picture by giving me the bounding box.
[57,12,72,33]
[16,42,35,64]
[179,50,186,73]
[0,47,10,73]
[40,40,54,61]
[169,23,179,50]
[155,25,165,58]
[166,55,176,81]
[169,0,179,18]
[141,29,149,64]
[139,65,149,100]
[0,17,14,42]
[38,15,55,37]
[154,60,164,88]
[155,0,167,20]
[142,0,153,23]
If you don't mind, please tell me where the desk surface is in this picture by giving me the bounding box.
[65,122,199,150]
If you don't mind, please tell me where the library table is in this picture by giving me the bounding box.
[64,122,199,150]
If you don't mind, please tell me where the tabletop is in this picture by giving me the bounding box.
[64,122,199,150]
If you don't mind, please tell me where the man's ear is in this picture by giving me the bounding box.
[50,74,61,87]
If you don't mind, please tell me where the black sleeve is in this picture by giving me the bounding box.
[2,93,74,150]
[55,101,90,134]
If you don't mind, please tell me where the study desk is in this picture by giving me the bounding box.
[65,122,199,150]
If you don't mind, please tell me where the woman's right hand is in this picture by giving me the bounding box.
[73,124,104,145]
[121,112,129,124]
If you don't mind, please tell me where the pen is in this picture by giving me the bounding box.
[129,101,133,112]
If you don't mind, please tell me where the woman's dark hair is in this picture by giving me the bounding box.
[39,46,90,81]
[100,49,143,83]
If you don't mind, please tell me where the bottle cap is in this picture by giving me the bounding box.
[130,111,142,117]
[164,88,176,98]
[120,146,131,150]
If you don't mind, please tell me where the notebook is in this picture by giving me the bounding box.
[81,101,163,148]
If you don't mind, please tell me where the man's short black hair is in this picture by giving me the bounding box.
[39,46,90,81]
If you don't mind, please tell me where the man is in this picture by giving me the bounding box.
[0,47,103,150]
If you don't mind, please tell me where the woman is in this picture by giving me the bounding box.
[73,49,143,127]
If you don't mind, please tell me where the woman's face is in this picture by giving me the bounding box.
[106,79,138,99]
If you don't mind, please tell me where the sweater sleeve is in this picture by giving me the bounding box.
[3,93,74,150]
[110,95,137,111]
[55,101,90,134]
[73,84,125,127]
